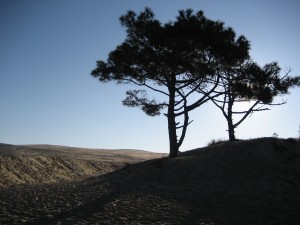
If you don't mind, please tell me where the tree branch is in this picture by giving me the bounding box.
[177,100,190,148]
[232,108,270,114]
[233,100,260,128]
[124,78,169,96]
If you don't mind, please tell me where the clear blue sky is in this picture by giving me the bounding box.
[1,0,299,153]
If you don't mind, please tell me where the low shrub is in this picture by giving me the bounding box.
[207,138,227,146]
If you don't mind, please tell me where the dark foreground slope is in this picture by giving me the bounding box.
[1,138,300,225]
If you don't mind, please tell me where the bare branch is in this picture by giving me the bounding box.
[233,100,260,128]
[176,120,193,129]
[124,78,169,96]
[177,74,221,115]
[232,108,270,114]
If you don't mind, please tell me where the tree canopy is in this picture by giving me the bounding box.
[91,8,250,157]
[206,59,300,141]
[91,8,299,157]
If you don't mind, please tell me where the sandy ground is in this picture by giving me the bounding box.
[0,144,165,187]
[0,155,123,187]
[1,138,300,224]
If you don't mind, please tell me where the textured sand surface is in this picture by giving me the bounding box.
[0,143,165,187]
[1,138,300,224]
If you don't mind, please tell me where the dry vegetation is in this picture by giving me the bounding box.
[1,138,300,224]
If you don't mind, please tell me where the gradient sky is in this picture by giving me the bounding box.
[1,0,299,153]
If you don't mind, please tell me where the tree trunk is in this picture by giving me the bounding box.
[168,79,178,158]
[168,113,178,158]
[227,119,236,142]
[227,95,236,142]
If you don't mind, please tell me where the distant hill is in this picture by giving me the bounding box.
[0,143,166,187]
[1,138,300,224]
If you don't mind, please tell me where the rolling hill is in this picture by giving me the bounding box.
[0,143,165,187]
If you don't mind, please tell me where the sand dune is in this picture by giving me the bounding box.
[0,155,123,187]
[0,143,165,162]
[1,138,300,224]
[0,143,165,187]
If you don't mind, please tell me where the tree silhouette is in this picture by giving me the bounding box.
[91,8,250,157]
[207,60,300,141]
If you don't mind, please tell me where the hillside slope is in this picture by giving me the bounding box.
[1,138,300,225]
[0,143,164,162]
[0,155,122,187]
[105,137,300,224]
[0,143,165,187]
